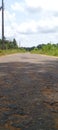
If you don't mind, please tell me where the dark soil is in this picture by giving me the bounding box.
[0,53,58,130]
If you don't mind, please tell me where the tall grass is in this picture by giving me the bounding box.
[0,43,58,57]
[0,48,26,56]
[31,44,58,56]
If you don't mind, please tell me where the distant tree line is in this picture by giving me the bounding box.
[21,43,58,56]
[0,38,18,49]
[23,43,58,50]
[0,39,58,56]
[27,43,58,56]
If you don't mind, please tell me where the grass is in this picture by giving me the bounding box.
[30,46,58,56]
[0,48,26,56]
[0,44,58,57]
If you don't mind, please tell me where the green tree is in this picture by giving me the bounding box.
[13,38,18,48]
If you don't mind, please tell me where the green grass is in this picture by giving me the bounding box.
[30,45,58,56]
[0,44,58,57]
[31,49,58,56]
[0,48,26,56]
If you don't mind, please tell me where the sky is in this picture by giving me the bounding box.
[0,0,58,47]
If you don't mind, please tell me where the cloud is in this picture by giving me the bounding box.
[4,12,58,38]
[37,26,58,34]
[53,11,58,17]
[10,20,58,35]
[11,0,58,19]
[26,6,42,13]
[1,0,58,47]
[25,0,58,11]
[1,8,58,39]
[18,17,58,34]
[4,10,16,38]
[11,2,25,12]
[11,1,43,14]
[11,0,43,14]
[5,10,16,22]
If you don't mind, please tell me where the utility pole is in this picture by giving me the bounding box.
[2,0,4,49]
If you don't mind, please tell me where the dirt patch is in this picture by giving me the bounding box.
[42,87,58,129]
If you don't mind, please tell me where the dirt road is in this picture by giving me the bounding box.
[0,53,58,130]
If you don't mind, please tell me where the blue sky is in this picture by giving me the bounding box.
[0,0,58,47]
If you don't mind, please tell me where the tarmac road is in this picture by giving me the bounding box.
[0,53,58,130]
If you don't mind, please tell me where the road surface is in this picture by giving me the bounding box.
[0,53,58,130]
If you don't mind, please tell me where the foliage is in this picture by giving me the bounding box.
[0,38,18,49]
[0,48,26,56]
[0,39,58,56]
[30,43,58,56]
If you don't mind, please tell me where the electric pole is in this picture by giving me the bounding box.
[2,0,4,49]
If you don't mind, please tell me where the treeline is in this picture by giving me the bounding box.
[0,39,58,56]
[0,38,18,49]
[23,43,58,56]
[29,43,58,56]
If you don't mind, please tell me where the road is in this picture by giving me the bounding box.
[0,53,58,130]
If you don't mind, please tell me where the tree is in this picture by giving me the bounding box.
[13,38,18,48]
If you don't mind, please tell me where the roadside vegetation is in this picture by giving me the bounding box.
[0,38,58,56]
[30,43,58,56]
[0,38,26,56]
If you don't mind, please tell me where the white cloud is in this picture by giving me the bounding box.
[16,17,58,34]
[4,11,58,38]
[4,10,16,38]
[11,2,25,12]
[25,0,58,11]
[25,0,40,8]
[18,20,37,33]
[38,17,58,28]
[1,0,58,47]
[5,10,16,22]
